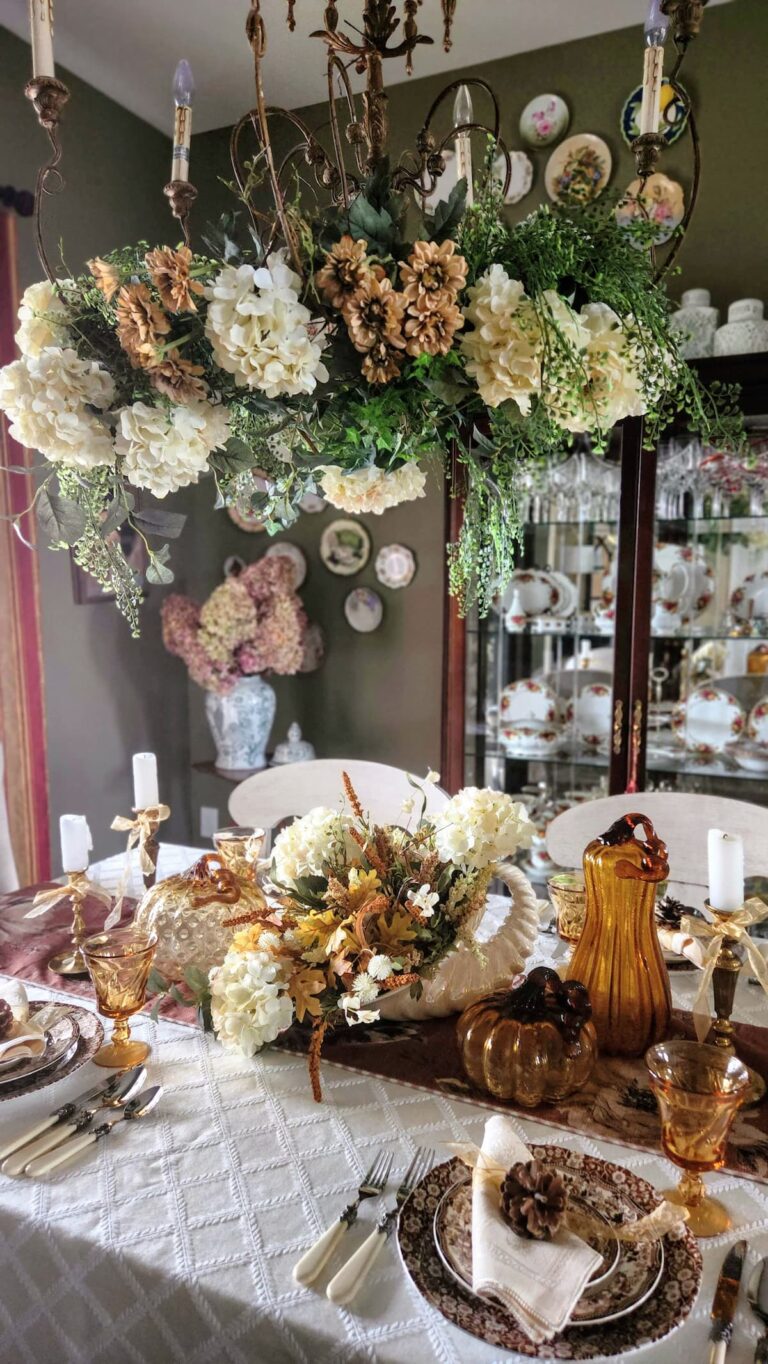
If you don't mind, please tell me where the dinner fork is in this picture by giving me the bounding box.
[293,1148,393,1286]
[326,1146,434,1305]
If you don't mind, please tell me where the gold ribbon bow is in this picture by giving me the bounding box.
[108,804,170,928]
[681,896,768,1042]
[26,871,113,919]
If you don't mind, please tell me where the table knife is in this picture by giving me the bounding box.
[2,1066,147,1175]
[25,1086,163,1175]
[0,1067,144,1163]
[709,1238,748,1364]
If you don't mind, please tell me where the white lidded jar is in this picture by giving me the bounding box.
[669,288,719,359]
[714,298,768,357]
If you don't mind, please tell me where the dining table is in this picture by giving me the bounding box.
[1,852,768,1363]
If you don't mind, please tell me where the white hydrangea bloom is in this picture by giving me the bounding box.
[114,399,229,497]
[15,280,72,357]
[460,265,542,412]
[210,948,294,1057]
[432,787,535,870]
[550,302,647,434]
[271,806,351,884]
[319,462,427,515]
[0,347,115,469]
[204,251,329,398]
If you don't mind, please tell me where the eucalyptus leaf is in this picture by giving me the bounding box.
[146,545,174,585]
[36,488,87,546]
[133,508,187,539]
[210,442,259,477]
[101,493,135,537]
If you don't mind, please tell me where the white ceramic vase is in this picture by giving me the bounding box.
[714,299,768,357]
[205,675,276,774]
[377,862,541,1021]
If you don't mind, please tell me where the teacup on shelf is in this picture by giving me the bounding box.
[591,605,616,635]
[652,600,683,635]
[500,722,564,758]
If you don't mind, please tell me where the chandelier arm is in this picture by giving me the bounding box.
[244,1,304,276]
[326,59,352,206]
[327,53,368,180]
[653,84,700,282]
[229,112,270,237]
[24,77,70,287]
[417,78,502,147]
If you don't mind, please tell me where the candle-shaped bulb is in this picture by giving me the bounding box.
[452,83,473,129]
[707,828,744,913]
[60,814,91,874]
[644,0,669,45]
[29,0,56,79]
[133,752,159,809]
[173,58,195,107]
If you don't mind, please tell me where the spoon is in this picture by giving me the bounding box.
[25,1086,163,1176]
[748,1258,768,1363]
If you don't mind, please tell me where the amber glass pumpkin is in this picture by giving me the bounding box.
[456,967,598,1108]
[133,842,267,982]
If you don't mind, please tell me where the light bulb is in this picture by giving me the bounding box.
[644,0,669,46]
[452,83,473,129]
[173,59,195,108]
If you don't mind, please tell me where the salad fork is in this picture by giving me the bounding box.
[326,1146,434,1305]
[293,1149,393,1286]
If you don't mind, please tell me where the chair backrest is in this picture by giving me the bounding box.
[229,759,449,832]
[546,791,768,888]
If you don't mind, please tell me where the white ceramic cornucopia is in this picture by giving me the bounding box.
[376,861,540,1021]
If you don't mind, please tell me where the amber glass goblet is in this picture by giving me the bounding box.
[83,927,157,1068]
[646,1039,751,1237]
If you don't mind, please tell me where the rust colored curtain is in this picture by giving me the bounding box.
[0,211,50,881]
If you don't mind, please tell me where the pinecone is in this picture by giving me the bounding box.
[0,999,14,1041]
[655,896,687,930]
[500,1159,567,1240]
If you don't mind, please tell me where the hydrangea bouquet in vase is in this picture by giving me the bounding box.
[161,555,313,773]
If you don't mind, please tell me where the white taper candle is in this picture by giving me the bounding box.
[59,815,91,874]
[28,0,55,79]
[707,829,744,913]
[132,753,159,809]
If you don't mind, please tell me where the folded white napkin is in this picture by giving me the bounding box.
[0,1025,46,1069]
[657,926,705,968]
[471,1116,603,1342]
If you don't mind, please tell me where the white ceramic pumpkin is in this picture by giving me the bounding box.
[377,862,541,1021]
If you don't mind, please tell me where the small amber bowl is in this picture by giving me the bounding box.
[548,872,586,944]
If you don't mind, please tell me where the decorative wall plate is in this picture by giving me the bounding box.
[506,568,566,618]
[519,93,570,147]
[500,678,558,726]
[731,570,768,622]
[493,150,534,205]
[227,502,266,534]
[262,541,307,589]
[616,174,685,247]
[320,519,371,575]
[653,542,714,620]
[672,686,745,754]
[299,621,325,673]
[397,1151,702,1359]
[545,135,612,205]
[344,587,383,633]
[747,699,768,747]
[375,543,416,589]
[621,79,689,148]
[568,682,612,749]
[298,491,327,514]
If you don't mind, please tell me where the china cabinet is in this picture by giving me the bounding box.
[442,353,768,870]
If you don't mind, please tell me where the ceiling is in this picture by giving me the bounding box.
[1,0,732,136]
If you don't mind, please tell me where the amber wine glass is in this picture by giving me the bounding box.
[83,927,157,1068]
[646,1039,751,1237]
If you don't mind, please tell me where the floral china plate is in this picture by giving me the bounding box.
[344,586,383,633]
[493,150,534,205]
[731,571,768,623]
[397,1150,701,1359]
[500,679,558,726]
[620,79,689,148]
[653,542,714,620]
[506,569,566,618]
[262,541,307,589]
[545,135,612,205]
[519,93,570,147]
[748,699,768,747]
[672,686,745,755]
[568,682,612,749]
[616,174,685,248]
[432,1169,663,1328]
[500,723,564,759]
[375,543,417,589]
[227,502,266,534]
[320,519,371,576]
[729,739,768,774]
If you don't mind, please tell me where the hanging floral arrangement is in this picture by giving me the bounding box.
[0,170,742,631]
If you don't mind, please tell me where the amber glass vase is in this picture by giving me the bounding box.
[568,813,671,1057]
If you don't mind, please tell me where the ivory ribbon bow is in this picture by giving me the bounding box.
[26,873,113,919]
[108,804,170,928]
[681,896,768,1042]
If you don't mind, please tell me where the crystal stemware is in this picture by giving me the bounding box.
[645,1039,751,1237]
[83,927,157,1068]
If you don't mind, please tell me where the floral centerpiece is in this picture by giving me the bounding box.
[208,773,533,1100]
[162,554,310,771]
[0,173,743,629]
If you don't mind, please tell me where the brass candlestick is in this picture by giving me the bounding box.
[140,815,161,892]
[48,870,90,976]
[708,905,743,1051]
[632,130,665,180]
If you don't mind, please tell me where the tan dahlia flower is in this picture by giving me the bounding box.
[145,245,204,314]
[87,257,121,303]
[344,276,406,355]
[404,295,464,357]
[149,350,208,404]
[315,235,371,309]
[116,284,171,368]
[361,341,404,386]
[399,239,467,308]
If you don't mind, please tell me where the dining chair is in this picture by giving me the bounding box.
[546,791,768,902]
[0,742,19,894]
[229,759,449,835]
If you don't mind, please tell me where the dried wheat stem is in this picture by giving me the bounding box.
[308,1018,328,1103]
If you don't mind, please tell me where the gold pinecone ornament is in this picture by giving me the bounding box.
[500,1159,567,1240]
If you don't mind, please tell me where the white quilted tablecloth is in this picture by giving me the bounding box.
[0,977,767,1364]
